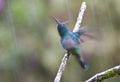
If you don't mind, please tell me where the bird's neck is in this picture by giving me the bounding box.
[58,30,69,38]
[57,24,69,37]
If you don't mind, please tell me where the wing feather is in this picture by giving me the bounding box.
[73,26,102,44]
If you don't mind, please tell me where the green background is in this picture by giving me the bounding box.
[0,0,120,82]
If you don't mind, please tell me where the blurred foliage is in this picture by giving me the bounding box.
[0,0,119,82]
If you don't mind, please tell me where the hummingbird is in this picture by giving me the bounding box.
[53,17,92,70]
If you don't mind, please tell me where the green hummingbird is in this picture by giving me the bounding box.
[53,17,93,70]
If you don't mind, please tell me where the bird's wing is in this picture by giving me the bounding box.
[73,26,102,44]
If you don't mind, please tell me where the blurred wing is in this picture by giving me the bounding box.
[74,26,102,44]
[73,27,104,63]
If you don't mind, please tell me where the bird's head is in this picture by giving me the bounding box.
[53,16,69,37]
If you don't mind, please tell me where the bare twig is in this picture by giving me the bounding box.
[85,65,120,82]
[73,2,86,32]
[54,53,69,82]
[54,2,87,82]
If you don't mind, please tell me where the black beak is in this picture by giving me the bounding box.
[52,16,61,24]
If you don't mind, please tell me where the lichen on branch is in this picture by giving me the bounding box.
[85,65,120,82]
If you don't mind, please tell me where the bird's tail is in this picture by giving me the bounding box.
[76,56,88,71]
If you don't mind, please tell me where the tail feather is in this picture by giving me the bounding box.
[79,57,88,70]
[76,56,88,70]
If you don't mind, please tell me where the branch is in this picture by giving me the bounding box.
[54,53,69,82]
[54,2,87,82]
[85,65,120,82]
[73,2,86,32]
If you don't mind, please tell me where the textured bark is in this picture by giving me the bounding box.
[85,65,120,82]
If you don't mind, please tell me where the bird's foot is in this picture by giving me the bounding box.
[66,51,70,58]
